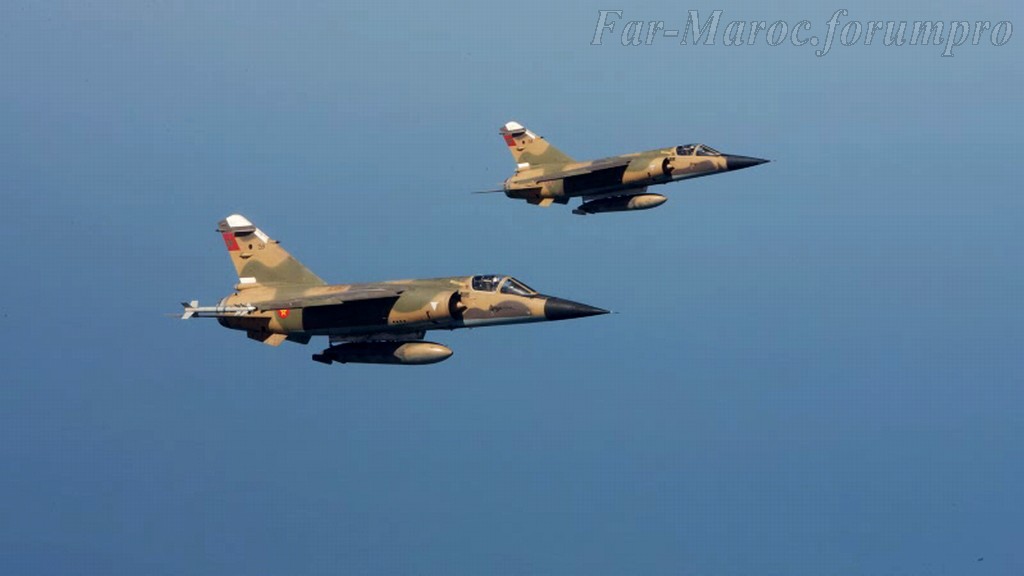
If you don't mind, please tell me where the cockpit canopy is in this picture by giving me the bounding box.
[675,144,721,157]
[471,275,537,296]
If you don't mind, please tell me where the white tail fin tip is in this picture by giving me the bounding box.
[502,121,525,134]
[225,214,253,228]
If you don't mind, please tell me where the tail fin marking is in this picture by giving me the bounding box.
[499,121,574,167]
[217,214,326,287]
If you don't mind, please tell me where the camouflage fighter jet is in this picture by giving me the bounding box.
[488,121,769,215]
[181,215,609,365]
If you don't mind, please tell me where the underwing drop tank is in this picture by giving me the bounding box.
[312,341,454,365]
[573,193,667,215]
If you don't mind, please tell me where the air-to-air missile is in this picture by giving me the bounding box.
[482,121,769,215]
[181,215,608,365]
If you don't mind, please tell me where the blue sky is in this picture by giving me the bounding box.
[1,1,1021,574]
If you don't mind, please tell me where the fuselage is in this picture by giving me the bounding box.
[216,275,604,340]
[505,144,767,204]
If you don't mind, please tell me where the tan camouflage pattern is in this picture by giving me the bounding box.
[216,276,555,338]
[500,121,574,166]
[497,121,765,212]
[217,215,325,287]
[185,216,607,362]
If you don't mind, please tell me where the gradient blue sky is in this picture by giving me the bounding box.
[1,1,1022,574]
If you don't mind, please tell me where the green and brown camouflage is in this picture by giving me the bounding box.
[182,215,608,365]
[496,121,769,214]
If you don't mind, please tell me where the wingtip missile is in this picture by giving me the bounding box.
[180,300,255,319]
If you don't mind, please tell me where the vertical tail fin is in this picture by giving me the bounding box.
[218,214,326,287]
[500,121,574,167]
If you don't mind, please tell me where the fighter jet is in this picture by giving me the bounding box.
[488,121,769,215]
[181,215,608,365]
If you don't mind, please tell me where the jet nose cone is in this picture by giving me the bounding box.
[724,155,770,171]
[543,297,610,321]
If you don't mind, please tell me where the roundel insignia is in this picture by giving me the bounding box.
[277,309,290,319]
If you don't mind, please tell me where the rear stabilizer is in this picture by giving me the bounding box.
[500,121,574,167]
[218,215,326,287]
